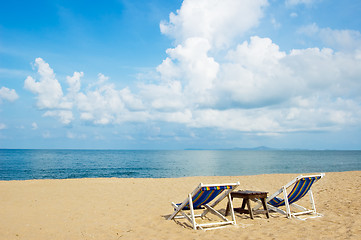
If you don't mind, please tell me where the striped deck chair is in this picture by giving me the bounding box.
[255,173,325,220]
[168,182,240,230]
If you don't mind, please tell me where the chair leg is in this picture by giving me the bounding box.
[225,195,233,216]
[227,194,236,223]
[309,189,317,214]
[188,194,197,230]
[282,187,291,218]
[202,188,235,218]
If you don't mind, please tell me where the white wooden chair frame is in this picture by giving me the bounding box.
[254,173,325,220]
[168,182,240,230]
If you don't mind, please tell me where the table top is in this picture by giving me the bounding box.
[231,190,268,197]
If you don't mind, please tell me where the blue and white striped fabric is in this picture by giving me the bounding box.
[268,176,322,207]
[177,185,232,210]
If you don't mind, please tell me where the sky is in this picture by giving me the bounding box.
[1,0,361,150]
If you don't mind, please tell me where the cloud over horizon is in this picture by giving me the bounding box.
[23,0,361,136]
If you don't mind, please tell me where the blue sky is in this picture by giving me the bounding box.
[1,0,361,150]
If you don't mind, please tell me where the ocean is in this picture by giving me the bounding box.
[0,149,360,180]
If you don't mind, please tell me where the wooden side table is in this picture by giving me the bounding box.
[226,190,269,219]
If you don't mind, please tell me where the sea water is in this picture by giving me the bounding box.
[0,149,360,180]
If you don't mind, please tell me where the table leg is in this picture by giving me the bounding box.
[261,197,270,218]
[240,198,247,210]
[246,199,254,219]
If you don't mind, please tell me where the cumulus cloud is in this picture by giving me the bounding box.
[25,58,146,125]
[160,0,268,48]
[24,0,361,136]
[152,37,219,109]
[0,86,19,103]
[140,30,361,134]
[171,35,361,133]
[76,80,146,125]
[66,71,83,96]
[24,58,67,109]
[215,36,292,108]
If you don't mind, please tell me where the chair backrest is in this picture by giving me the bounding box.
[268,175,323,207]
[182,185,233,210]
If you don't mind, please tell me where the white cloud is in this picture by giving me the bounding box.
[139,80,184,111]
[25,58,146,125]
[43,110,74,125]
[119,87,144,111]
[188,96,361,133]
[23,1,361,137]
[152,37,219,108]
[0,123,6,130]
[297,22,319,35]
[24,58,76,124]
[0,86,19,103]
[151,32,361,131]
[319,28,361,52]
[215,36,292,108]
[76,77,147,125]
[287,47,361,96]
[160,0,268,48]
[66,71,83,96]
[152,109,193,124]
[24,58,67,109]
[298,23,361,51]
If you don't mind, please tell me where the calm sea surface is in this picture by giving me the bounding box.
[0,149,360,180]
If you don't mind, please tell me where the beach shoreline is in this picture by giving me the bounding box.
[1,171,360,239]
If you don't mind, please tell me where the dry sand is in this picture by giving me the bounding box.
[0,171,360,239]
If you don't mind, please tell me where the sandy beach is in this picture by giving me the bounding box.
[0,171,360,239]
